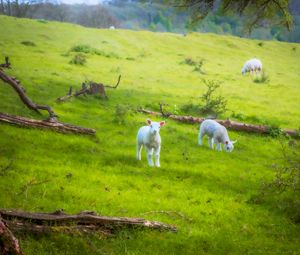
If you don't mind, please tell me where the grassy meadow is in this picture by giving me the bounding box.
[0,15,300,254]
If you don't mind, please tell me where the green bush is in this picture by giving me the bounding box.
[268,125,283,138]
[21,41,36,47]
[181,79,227,117]
[70,44,119,58]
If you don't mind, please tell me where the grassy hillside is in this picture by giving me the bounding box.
[0,15,299,254]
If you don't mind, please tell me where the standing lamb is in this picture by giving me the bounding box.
[136,119,165,167]
[241,58,263,75]
[198,119,237,152]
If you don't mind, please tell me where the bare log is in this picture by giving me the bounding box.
[0,217,23,255]
[0,112,96,135]
[0,57,57,120]
[138,108,300,138]
[0,209,177,233]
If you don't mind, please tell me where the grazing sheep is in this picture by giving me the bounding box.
[136,119,165,167]
[198,119,237,152]
[241,58,262,75]
[109,26,115,30]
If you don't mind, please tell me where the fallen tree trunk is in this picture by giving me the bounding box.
[0,112,96,135]
[0,217,23,255]
[138,108,299,138]
[0,209,177,234]
[0,57,57,120]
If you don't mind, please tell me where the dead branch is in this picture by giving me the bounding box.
[159,103,172,117]
[0,57,57,120]
[0,112,96,135]
[0,217,23,255]
[57,75,121,102]
[103,75,121,89]
[0,56,11,69]
[138,108,300,138]
[0,209,177,234]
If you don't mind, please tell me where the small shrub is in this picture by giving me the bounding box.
[253,70,269,84]
[184,57,205,74]
[258,42,264,47]
[21,41,36,47]
[114,104,131,124]
[181,79,227,117]
[199,79,227,116]
[259,140,300,222]
[268,125,283,138]
[70,54,86,65]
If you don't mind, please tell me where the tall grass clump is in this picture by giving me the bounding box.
[70,54,86,65]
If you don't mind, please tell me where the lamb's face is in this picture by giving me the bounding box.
[241,68,246,75]
[147,119,165,135]
[224,140,236,152]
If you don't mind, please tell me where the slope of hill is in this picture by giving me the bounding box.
[0,15,299,254]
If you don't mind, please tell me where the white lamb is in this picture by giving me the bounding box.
[198,119,237,152]
[241,58,262,75]
[136,119,165,167]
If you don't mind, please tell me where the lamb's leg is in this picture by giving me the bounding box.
[216,142,222,151]
[136,142,142,160]
[198,129,204,145]
[208,137,214,149]
[154,146,161,167]
[146,147,154,167]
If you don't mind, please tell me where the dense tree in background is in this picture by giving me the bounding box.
[0,0,299,42]
[150,0,293,33]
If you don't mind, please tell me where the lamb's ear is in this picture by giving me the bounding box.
[232,140,237,144]
[160,121,165,127]
[147,119,152,125]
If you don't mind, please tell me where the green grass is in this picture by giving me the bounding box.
[0,15,299,254]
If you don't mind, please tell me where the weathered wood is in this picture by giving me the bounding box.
[0,56,11,68]
[138,108,299,138]
[57,75,121,102]
[103,75,121,89]
[0,57,57,119]
[0,112,96,135]
[0,209,177,233]
[0,217,23,255]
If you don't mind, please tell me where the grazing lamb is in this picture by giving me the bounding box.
[241,58,262,75]
[198,119,237,152]
[109,26,115,30]
[136,119,165,167]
